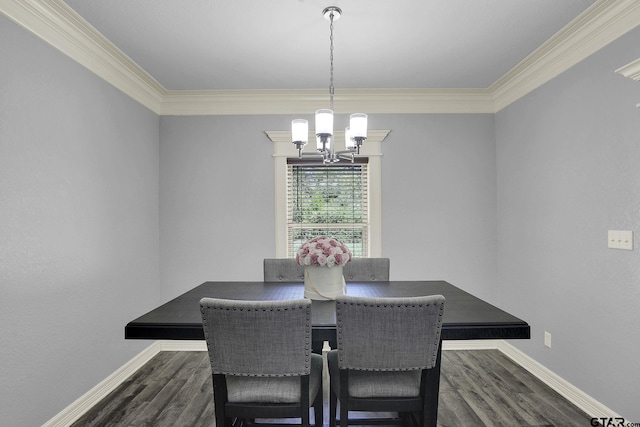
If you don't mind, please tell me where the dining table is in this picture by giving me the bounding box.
[125,280,529,427]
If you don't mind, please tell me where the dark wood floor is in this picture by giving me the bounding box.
[71,350,593,427]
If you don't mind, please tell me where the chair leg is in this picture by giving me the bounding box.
[339,400,348,427]
[313,407,323,427]
[423,341,443,427]
[405,411,420,427]
[313,386,323,426]
[329,385,337,427]
[301,376,311,427]
[213,374,228,427]
[339,370,349,427]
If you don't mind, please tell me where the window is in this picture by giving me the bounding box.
[287,159,369,257]
[267,129,387,258]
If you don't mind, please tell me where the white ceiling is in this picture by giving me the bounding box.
[63,0,596,91]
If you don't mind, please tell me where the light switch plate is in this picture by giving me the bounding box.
[608,230,633,250]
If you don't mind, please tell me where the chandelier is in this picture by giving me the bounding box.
[291,6,368,163]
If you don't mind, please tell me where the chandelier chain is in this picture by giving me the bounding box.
[329,11,335,110]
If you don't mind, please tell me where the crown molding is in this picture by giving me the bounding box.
[0,0,165,113]
[490,0,640,111]
[616,57,640,81]
[2,0,640,115]
[615,57,640,108]
[159,88,494,115]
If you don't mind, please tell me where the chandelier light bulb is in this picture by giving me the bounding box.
[291,119,309,145]
[349,113,368,139]
[315,109,334,138]
[345,127,354,150]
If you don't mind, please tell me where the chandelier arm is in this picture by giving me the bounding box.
[298,151,325,160]
[337,152,356,163]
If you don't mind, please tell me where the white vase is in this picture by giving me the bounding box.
[303,266,346,300]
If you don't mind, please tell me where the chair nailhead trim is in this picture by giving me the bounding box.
[342,301,437,308]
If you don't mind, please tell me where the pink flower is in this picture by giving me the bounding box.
[334,253,342,265]
[295,236,351,267]
[326,255,336,267]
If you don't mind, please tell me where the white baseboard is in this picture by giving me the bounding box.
[158,339,207,352]
[42,341,163,427]
[436,339,621,420]
[43,339,619,426]
[496,341,621,420]
[42,340,208,427]
[442,339,501,351]
[432,340,621,418]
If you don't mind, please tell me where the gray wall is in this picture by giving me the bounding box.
[0,16,160,427]
[381,114,497,300]
[3,5,640,424]
[159,115,278,300]
[159,114,497,301]
[496,27,640,420]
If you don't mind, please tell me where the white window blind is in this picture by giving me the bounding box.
[287,159,369,258]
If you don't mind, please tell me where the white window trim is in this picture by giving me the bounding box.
[266,130,389,258]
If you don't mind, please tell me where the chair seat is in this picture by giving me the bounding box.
[328,350,421,398]
[227,353,323,403]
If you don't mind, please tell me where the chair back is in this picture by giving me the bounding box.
[264,257,390,282]
[343,258,390,281]
[200,298,312,376]
[263,258,304,282]
[335,294,445,371]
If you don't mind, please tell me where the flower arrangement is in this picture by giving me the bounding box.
[296,236,352,268]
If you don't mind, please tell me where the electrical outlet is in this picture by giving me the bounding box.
[544,331,552,348]
[608,230,633,250]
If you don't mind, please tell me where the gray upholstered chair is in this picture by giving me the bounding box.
[343,258,390,281]
[263,258,304,282]
[327,295,445,427]
[200,298,323,427]
[263,258,390,282]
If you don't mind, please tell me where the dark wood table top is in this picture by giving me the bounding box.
[125,281,530,341]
